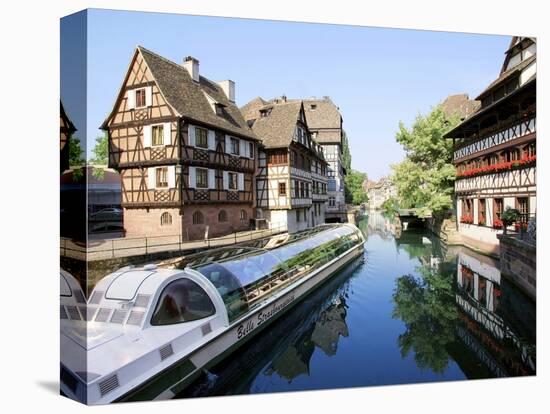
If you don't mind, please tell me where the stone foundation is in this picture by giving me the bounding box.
[497,234,536,300]
[123,204,254,241]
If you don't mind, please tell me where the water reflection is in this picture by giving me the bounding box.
[178,212,535,398]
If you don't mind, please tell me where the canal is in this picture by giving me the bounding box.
[177,211,536,398]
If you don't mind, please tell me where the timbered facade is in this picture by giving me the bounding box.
[102,46,259,240]
[300,98,346,222]
[60,101,76,173]
[242,97,329,233]
[445,37,536,249]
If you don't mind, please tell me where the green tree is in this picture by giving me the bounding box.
[345,170,369,205]
[391,106,460,216]
[90,133,109,180]
[392,265,458,373]
[69,137,85,167]
[342,130,352,173]
[91,133,108,165]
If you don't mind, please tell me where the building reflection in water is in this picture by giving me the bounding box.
[454,250,535,377]
[265,296,349,382]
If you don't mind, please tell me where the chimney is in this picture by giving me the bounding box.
[183,56,200,82]
[217,80,235,103]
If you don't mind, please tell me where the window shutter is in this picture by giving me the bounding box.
[148,167,156,189]
[207,130,216,150]
[222,171,228,190]
[145,86,153,107]
[188,124,195,147]
[238,173,244,191]
[163,123,171,145]
[168,166,176,188]
[189,166,196,188]
[143,125,152,147]
[208,169,216,189]
[127,89,136,110]
[225,135,231,154]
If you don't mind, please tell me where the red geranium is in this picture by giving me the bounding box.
[457,154,536,178]
[493,219,503,229]
[460,215,474,224]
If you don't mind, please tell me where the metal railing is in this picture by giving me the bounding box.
[60,223,288,261]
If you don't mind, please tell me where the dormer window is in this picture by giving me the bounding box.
[215,104,224,116]
[135,88,146,108]
[310,104,317,110]
[260,108,272,118]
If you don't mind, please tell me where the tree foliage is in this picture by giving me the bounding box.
[392,266,458,373]
[91,133,108,165]
[391,106,460,216]
[69,137,85,167]
[345,170,369,205]
[342,130,352,173]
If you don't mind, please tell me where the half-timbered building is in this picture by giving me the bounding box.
[241,97,329,233]
[101,46,260,240]
[60,101,76,173]
[300,97,347,222]
[444,37,536,251]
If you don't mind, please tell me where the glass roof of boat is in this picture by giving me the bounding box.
[174,224,363,322]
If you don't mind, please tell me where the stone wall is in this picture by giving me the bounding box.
[497,234,536,300]
[123,204,253,240]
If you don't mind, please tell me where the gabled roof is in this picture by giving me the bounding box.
[242,100,303,148]
[300,97,342,130]
[60,101,76,132]
[476,54,536,101]
[102,46,258,141]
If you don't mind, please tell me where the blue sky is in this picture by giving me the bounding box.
[61,9,509,181]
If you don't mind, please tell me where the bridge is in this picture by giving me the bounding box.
[397,208,427,230]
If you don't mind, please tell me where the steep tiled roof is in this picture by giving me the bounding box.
[242,100,303,148]
[288,97,343,144]
[103,46,257,140]
[441,94,480,121]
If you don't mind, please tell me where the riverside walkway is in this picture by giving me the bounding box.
[60,224,287,262]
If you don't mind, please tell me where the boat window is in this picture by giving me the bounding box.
[187,225,364,323]
[197,263,249,322]
[151,278,216,326]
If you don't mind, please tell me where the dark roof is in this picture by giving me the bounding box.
[103,46,257,141]
[60,101,76,132]
[476,54,536,100]
[286,97,343,144]
[444,76,536,138]
[242,100,303,148]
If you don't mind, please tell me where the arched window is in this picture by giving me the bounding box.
[192,211,204,225]
[150,278,216,326]
[218,210,228,222]
[160,212,172,226]
[240,209,247,221]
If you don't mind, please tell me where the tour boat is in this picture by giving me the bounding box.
[60,224,365,404]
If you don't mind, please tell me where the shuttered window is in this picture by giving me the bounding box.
[196,168,208,189]
[135,88,146,108]
[156,167,168,188]
[152,125,164,146]
[228,172,238,190]
[196,127,208,149]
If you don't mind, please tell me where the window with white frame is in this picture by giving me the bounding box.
[196,168,208,188]
[152,125,164,146]
[230,137,240,155]
[228,172,238,190]
[156,167,168,188]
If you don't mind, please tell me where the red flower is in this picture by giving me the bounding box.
[457,154,536,178]
[493,219,503,229]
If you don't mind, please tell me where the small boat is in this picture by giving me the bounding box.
[60,224,365,404]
